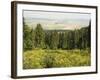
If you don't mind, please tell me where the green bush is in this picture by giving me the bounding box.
[23,49,91,69]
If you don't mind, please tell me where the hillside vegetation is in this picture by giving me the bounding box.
[23,49,90,69]
[23,21,91,69]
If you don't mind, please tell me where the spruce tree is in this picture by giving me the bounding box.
[50,30,59,49]
[34,23,45,48]
[23,24,33,50]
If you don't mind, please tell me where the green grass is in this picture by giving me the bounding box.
[23,49,91,69]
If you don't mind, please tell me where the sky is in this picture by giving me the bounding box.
[23,10,91,30]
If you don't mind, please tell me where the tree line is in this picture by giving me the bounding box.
[23,22,91,51]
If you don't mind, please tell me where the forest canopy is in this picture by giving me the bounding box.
[23,22,91,51]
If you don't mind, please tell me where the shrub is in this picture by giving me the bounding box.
[23,49,91,69]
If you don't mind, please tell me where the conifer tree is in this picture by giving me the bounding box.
[34,23,45,48]
[50,30,59,49]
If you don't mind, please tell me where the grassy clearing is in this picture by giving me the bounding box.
[23,49,91,69]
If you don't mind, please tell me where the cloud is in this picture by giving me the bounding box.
[24,10,90,30]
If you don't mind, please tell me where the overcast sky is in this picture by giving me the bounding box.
[23,10,91,30]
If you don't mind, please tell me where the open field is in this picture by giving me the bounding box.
[23,49,91,69]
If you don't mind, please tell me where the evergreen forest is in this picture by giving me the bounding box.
[23,22,91,69]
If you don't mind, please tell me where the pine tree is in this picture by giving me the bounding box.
[50,30,59,49]
[45,32,51,49]
[88,21,91,47]
[34,23,45,48]
[62,32,68,49]
[23,24,33,50]
[58,32,63,49]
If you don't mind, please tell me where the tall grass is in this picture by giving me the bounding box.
[23,49,91,69]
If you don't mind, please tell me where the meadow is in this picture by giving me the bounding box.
[23,49,91,69]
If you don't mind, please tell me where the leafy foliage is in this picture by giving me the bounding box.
[23,49,91,69]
